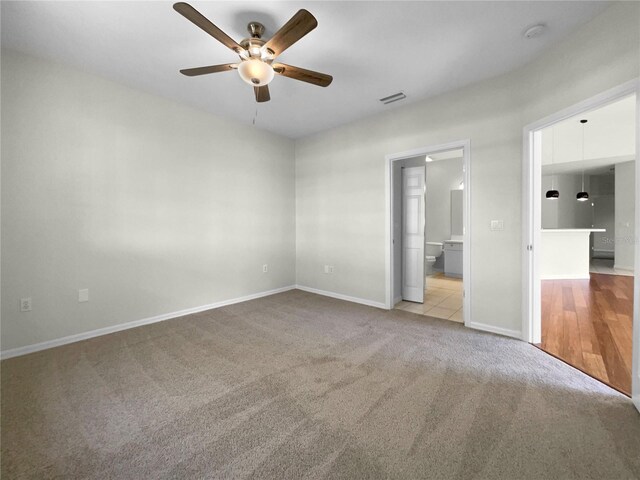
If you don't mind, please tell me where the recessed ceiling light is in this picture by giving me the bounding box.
[523,24,547,39]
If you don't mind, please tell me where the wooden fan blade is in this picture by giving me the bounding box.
[180,64,237,76]
[264,10,317,57]
[254,85,270,103]
[272,63,332,87]
[173,2,243,54]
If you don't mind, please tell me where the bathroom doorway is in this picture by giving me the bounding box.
[385,141,471,326]
[523,82,638,400]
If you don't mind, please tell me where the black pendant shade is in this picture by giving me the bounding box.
[546,190,559,199]
[576,191,589,201]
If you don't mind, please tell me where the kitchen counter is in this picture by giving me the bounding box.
[541,228,605,280]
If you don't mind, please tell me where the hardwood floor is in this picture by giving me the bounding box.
[539,273,633,396]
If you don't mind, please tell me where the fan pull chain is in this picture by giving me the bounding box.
[252,106,258,126]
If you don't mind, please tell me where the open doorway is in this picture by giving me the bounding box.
[523,85,638,399]
[386,142,470,325]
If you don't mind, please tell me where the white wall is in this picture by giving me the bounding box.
[1,50,296,351]
[426,158,464,244]
[295,2,639,336]
[541,174,592,229]
[615,161,636,270]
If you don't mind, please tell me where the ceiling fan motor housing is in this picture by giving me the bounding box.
[248,22,265,39]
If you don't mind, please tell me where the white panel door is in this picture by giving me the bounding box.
[402,166,425,302]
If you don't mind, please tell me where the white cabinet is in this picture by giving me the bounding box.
[444,241,463,278]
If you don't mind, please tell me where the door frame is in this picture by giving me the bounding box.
[385,139,472,328]
[521,79,639,407]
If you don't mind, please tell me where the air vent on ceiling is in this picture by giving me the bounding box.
[379,92,406,105]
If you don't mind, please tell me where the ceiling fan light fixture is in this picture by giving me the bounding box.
[238,59,274,86]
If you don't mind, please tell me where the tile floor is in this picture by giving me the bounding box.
[590,258,633,277]
[395,273,463,323]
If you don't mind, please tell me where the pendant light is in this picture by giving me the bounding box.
[576,119,589,201]
[577,170,589,201]
[546,125,559,199]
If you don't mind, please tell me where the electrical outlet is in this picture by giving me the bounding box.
[262,264,268,273]
[78,289,89,303]
[20,297,32,312]
[324,265,330,274]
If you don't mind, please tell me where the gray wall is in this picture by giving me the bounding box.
[1,50,296,351]
[426,158,464,244]
[615,161,636,270]
[295,3,639,336]
[591,174,615,256]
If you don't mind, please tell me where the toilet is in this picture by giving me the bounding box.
[425,242,443,274]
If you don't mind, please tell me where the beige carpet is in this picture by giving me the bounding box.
[2,289,639,479]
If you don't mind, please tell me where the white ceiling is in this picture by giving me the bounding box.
[541,94,636,176]
[542,156,631,176]
[429,149,464,162]
[1,1,611,138]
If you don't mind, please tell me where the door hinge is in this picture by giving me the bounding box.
[526,244,533,251]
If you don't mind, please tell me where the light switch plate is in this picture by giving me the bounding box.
[78,289,89,302]
[490,220,504,231]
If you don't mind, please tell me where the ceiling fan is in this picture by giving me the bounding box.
[173,2,333,103]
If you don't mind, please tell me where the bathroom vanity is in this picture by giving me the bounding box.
[541,228,605,279]
[444,240,463,277]
[444,189,464,278]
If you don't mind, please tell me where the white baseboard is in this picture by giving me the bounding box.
[0,285,296,360]
[633,396,639,412]
[466,321,522,340]
[295,285,387,309]
[296,288,523,340]
[540,274,590,280]
[613,264,634,272]
[393,295,402,305]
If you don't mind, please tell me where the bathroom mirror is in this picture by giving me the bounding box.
[451,189,463,236]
